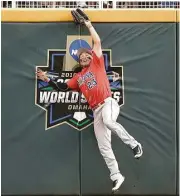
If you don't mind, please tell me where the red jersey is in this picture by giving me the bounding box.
[67,51,111,108]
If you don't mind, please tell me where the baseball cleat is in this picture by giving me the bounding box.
[133,143,143,159]
[112,175,125,193]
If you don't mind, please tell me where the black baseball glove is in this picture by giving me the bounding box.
[71,10,84,25]
[71,9,90,25]
[76,8,89,21]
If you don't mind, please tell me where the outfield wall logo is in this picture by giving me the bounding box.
[35,39,124,131]
[69,39,91,61]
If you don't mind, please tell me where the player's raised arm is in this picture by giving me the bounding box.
[71,8,102,58]
[84,20,102,58]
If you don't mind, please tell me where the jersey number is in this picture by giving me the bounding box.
[87,78,97,89]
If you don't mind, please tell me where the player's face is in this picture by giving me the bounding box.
[79,52,92,67]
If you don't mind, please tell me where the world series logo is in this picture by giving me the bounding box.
[35,37,124,130]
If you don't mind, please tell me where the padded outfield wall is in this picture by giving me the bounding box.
[1,10,179,195]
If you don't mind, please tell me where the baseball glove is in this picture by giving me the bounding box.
[76,8,89,21]
[71,10,85,25]
[71,9,90,25]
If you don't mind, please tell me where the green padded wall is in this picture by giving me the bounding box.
[2,22,177,195]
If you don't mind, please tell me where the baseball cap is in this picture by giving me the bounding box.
[77,48,92,59]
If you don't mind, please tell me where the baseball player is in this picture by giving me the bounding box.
[36,15,143,193]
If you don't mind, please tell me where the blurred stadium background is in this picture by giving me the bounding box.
[1,0,180,9]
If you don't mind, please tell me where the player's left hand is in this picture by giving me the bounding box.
[71,8,91,26]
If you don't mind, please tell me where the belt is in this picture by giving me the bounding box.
[92,101,105,111]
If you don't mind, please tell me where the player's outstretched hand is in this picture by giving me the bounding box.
[76,8,90,21]
[71,8,91,26]
[36,68,50,82]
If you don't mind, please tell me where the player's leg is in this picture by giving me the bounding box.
[93,108,124,192]
[102,98,143,158]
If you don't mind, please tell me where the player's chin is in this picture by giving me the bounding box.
[81,62,90,67]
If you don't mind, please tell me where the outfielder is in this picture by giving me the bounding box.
[36,9,143,192]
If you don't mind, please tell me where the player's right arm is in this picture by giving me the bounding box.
[36,69,79,92]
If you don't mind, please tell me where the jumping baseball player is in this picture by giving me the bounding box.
[36,9,143,192]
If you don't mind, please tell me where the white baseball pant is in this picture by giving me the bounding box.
[93,97,138,181]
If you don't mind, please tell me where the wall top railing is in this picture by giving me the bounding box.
[1,0,180,9]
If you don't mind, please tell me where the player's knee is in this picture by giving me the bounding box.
[103,118,113,129]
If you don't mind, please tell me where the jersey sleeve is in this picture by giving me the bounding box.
[67,74,80,91]
[92,51,104,66]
